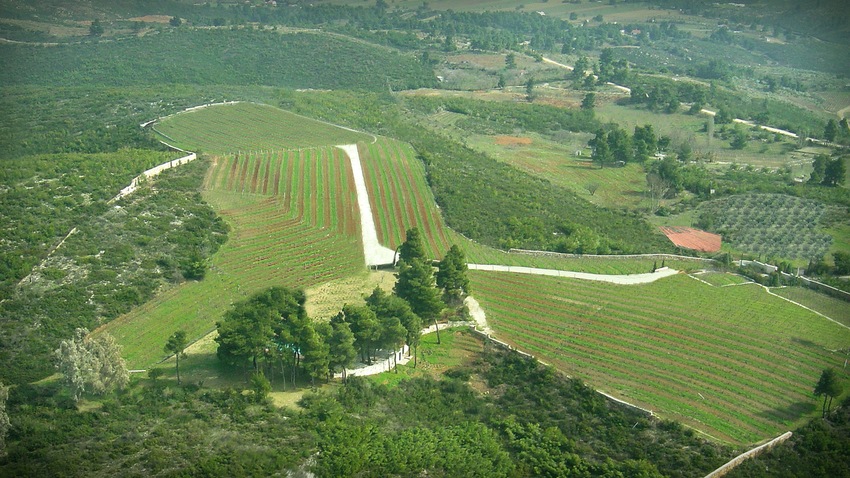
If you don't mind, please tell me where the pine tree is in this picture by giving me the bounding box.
[395,259,444,343]
[327,320,357,383]
[814,368,843,417]
[436,245,471,306]
[164,330,188,385]
[301,325,330,389]
[398,227,427,264]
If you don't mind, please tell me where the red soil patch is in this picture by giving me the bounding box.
[659,226,721,252]
[494,135,532,146]
[128,15,174,24]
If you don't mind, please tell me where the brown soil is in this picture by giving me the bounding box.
[659,226,722,252]
[128,15,174,24]
[494,135,532,146]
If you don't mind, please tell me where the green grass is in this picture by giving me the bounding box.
[471,270,850,445]
[101,147,364,368]
[692,271,753,287]
[368,328,483,389]
[154,102,374,153]
[450,229,713,273]
[464,131,650,210]
[771,286,850,328]
[594,103,802,169]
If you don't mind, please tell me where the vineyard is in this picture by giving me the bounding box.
[103,147,364,368]
[359,137,453,259]
[154,102,373,153]
[697,193,832,260]
[471,270,850,445]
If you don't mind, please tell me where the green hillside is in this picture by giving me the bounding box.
[154,102,374,153]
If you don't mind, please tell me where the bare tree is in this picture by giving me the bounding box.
[646,172,672,213]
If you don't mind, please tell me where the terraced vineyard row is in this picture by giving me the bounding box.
[154,102,373,153]
[104,147,363,368]
[359,137,452,259]
[204,147,359,237]
[471,271,850,445]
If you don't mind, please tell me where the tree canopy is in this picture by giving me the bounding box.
[398,227,427,263]
[215,287,308,372]
[54,328,129,402]
[436,245,471,305]
[164,330,188,385]
[814,368,844,417]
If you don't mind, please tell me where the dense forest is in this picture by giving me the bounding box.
[0,343,736,477]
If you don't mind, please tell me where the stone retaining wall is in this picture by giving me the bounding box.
[704,432,792,478]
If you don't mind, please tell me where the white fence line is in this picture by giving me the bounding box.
[739,260,850,302]
[508,248,718,262]
[108,152,197,204]
[704,432,792,478]
[466,327,654,417]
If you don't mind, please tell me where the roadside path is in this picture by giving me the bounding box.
[468,264,679,284]
[338,144,397,267]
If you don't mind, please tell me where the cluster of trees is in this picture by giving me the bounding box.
[409,95,600,136]
[825,118,850,145]
[814,368,845,418]
[589,123,666,168]
[809,154,847,187]
[0,342,742,477]
[2,30,436,92]
[214,229,471,387]
[622,74,826,141]
[0,381,8,456]
[54,328,129,402]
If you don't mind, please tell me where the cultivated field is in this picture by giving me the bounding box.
[471,270,850,445]
[771,286,850,328]
[697,193,831,260]
[154,102,373,153]
[102,147,364,368]
[359,137,453,258]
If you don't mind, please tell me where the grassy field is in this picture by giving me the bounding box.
[450,229,713,273]
[471,270,850,445]
[464,131,650,210]
[771,286,850,328]
[154,102,374,153]
[368,328,484,389]
[359,137,453,259]
[691,271,753,287]
[100,147,365,368]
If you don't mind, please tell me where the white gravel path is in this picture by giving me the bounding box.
[464,296,493,335]
[468,264,679,284]
[338,144,396,267]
